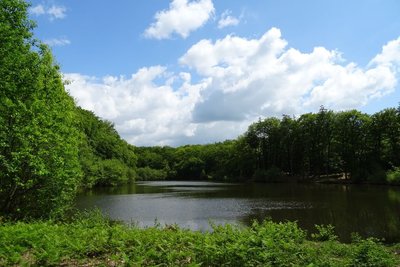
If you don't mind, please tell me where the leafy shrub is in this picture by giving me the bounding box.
[386,167,400,185]
[349,238,397,266]
[311,224,338,241]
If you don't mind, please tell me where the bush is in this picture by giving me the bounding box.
[350,238,397,266]
[311,224,338,241]
[387,167,400,185]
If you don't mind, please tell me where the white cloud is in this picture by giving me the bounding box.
[44,37,71,47]
[29,3,66,20]
[180,28,399,122]
[29,4,46,16]
[370,37,400,70]
[64,67,207,146]
[218,10,240,29]
[144,0,215,39]
[47,5,67,20]
[66,28,400,146]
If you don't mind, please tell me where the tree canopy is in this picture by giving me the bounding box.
[0,0,142,219]
[135,106,400,184]
[76,107,137,188]
[0,0,81,218]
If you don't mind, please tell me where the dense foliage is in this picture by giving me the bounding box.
[136,106,400,184]
[242,106,400,183]
[135,141,242,181]
[0,0,82,219]
[76,107,137,188]
[0,0,138,219]
[1,213,399,266]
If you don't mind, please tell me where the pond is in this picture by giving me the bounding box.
[76,181,400,242]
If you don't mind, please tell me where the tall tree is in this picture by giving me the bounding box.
[334,110,370,181]
[279,115,299,175]
[0,0,81,218]
[373,108,400,167]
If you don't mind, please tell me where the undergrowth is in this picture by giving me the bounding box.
[0,211,399,266]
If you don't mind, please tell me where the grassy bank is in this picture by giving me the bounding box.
[1,213,399,266]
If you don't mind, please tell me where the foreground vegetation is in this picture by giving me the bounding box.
[1,213,399,266]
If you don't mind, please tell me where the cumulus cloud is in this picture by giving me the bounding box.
[47,5,67,19]
[29,4,46,16]
[66,28,400,146]
[180,28,399,122]
[44,37,71,47]
[64,67,207,146]
[29,3,66,20]
[218,10,240,29]
[144,0,215,39]
[370,37,400,70]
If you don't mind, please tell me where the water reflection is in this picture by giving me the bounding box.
[75,181,400,243]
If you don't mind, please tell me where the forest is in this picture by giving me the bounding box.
[1,1,400,266]
[135,106,400,184]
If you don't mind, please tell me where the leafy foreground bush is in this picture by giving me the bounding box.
[0,213,399,266]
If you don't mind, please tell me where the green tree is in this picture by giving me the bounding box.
[76,107,137,187]
[279,115,299,175]
[245,117,281,171]
[315,106,336,175]
[297,113,318,176]
[371,108,400,167]
[334,110,370,181]
[0,0,81,218]
[231,136,257,179]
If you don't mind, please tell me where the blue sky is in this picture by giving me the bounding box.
[28,0,400,146]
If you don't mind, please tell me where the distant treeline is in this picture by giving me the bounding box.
[135,106,400,185]
[78,104,400,187]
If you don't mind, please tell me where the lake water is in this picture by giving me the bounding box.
[76,181,400,242]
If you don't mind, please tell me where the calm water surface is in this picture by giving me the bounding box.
[76,181,400,242]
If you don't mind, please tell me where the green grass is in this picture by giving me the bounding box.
[1,212,399,266]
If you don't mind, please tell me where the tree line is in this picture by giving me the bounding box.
[134,106,400,184]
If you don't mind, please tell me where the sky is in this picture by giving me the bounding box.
[28,0,400,146]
